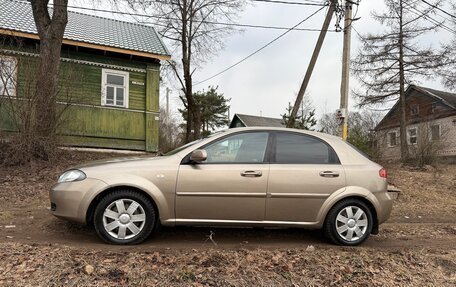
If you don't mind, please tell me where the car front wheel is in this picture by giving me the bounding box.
[94,189,156,244]
[323,199,373,246]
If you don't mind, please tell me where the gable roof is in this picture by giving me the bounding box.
[230,113,285,128]
[375,84,456,131]
[414,86,456,110]
[0,0,170,60]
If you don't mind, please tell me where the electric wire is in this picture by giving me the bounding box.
[250,0,328,6]
[420,0,456,19]
[57,4,336,32]
[193,6,327,86]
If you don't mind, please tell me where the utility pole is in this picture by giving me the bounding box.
[339,0,353,140]
[288,0,338,127]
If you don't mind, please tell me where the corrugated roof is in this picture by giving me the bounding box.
[0,0,170,59]
[232,114,285,128]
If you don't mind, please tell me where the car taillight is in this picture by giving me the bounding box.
[379,168,387,179]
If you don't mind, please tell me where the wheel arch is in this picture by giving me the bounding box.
[318,189,379,233]
[86,185,161,227]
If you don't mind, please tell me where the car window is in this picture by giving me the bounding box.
[204,132,269,163]
[275,132,338,164]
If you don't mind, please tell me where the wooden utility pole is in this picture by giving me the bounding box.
[339,0,353,140]
[288,0,338,127]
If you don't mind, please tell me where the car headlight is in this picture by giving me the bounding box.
[58,170,86,183]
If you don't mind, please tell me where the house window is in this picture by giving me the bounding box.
[387,132,397,147]
[430,102,437,113]
[0,56,17,97]
[430,124,440,141]
[410,105,419,116]
[408,127,417,145]
[101,69,129,108]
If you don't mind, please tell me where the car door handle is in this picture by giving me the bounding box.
[241,170,263,177]
[319,171,339,178]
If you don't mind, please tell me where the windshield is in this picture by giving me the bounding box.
[164,139,203,156]
[164,130,227,156]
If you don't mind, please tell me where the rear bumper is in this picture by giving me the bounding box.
[373,191,394,225]
[49,178,108,224]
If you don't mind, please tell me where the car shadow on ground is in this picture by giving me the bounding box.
[46,219,330,249]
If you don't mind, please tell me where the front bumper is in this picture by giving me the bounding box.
[49,178,108,224]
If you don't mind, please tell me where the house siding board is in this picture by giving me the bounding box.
[376,86,456,160]
[58,105,146,140]
[377,116,456,159]
[0,51,160,151]
[376,89,456,131]
[145,66,160,152]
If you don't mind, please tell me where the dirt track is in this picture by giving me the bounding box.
[1,206,455,251]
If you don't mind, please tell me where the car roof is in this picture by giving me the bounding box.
[226,127,343,141]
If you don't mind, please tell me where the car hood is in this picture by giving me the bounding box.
[72,155,166,170]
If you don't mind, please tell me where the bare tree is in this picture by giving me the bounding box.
[352,0,443,162]
[1,35,84,165]
[129,0,243,142]
[159,107,184,153]
[319,110,382,159]
[439,3,456,91]
[408,121,449,167]
[30,0,68,157]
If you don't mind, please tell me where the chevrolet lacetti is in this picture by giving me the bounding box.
[50,127,394,246]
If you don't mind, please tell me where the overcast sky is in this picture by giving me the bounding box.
[70,0,453,120]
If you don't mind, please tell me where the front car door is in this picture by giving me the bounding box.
[265,131,346,223]
[175,131,271,223]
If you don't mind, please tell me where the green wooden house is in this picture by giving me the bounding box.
[0,0,170,152]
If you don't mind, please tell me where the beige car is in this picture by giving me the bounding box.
[50,127,394,246]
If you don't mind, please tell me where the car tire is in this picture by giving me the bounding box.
[93,189,156,245]
[323,199,373,246]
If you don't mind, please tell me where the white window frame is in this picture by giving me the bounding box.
[430,124,440,141]
[101,69,129,108]
[387,131,398,147]
[407,127,418,145]
[0,56,18,97]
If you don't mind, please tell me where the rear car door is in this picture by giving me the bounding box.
[265,132,346,223]
[175,131,271,222]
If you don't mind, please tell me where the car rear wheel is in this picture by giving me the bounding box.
[323,199,373,246]
[94,189,156,245]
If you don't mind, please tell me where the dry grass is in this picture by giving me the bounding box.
[387,164,456,222]
[0,243,454,287]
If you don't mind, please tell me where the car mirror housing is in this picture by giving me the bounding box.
[190,149,207,163]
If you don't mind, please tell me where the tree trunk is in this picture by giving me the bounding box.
[398,0,409,163]
[30,0,68,156]
[180,0,201,142]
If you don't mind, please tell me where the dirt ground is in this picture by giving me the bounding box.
[0,151,455,286]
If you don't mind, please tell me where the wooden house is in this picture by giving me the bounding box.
[229,113,285,128]
[375,85,456,160]
[0,0,170,152]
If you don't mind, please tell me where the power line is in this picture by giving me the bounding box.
[138,20,336,32]
[193,6,327,86]
[404,3,456,35]
[420,0,456,19]
[63,4,336,33]
[251,0,328,6]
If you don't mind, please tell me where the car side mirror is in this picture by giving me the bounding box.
[190,149,207,163]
